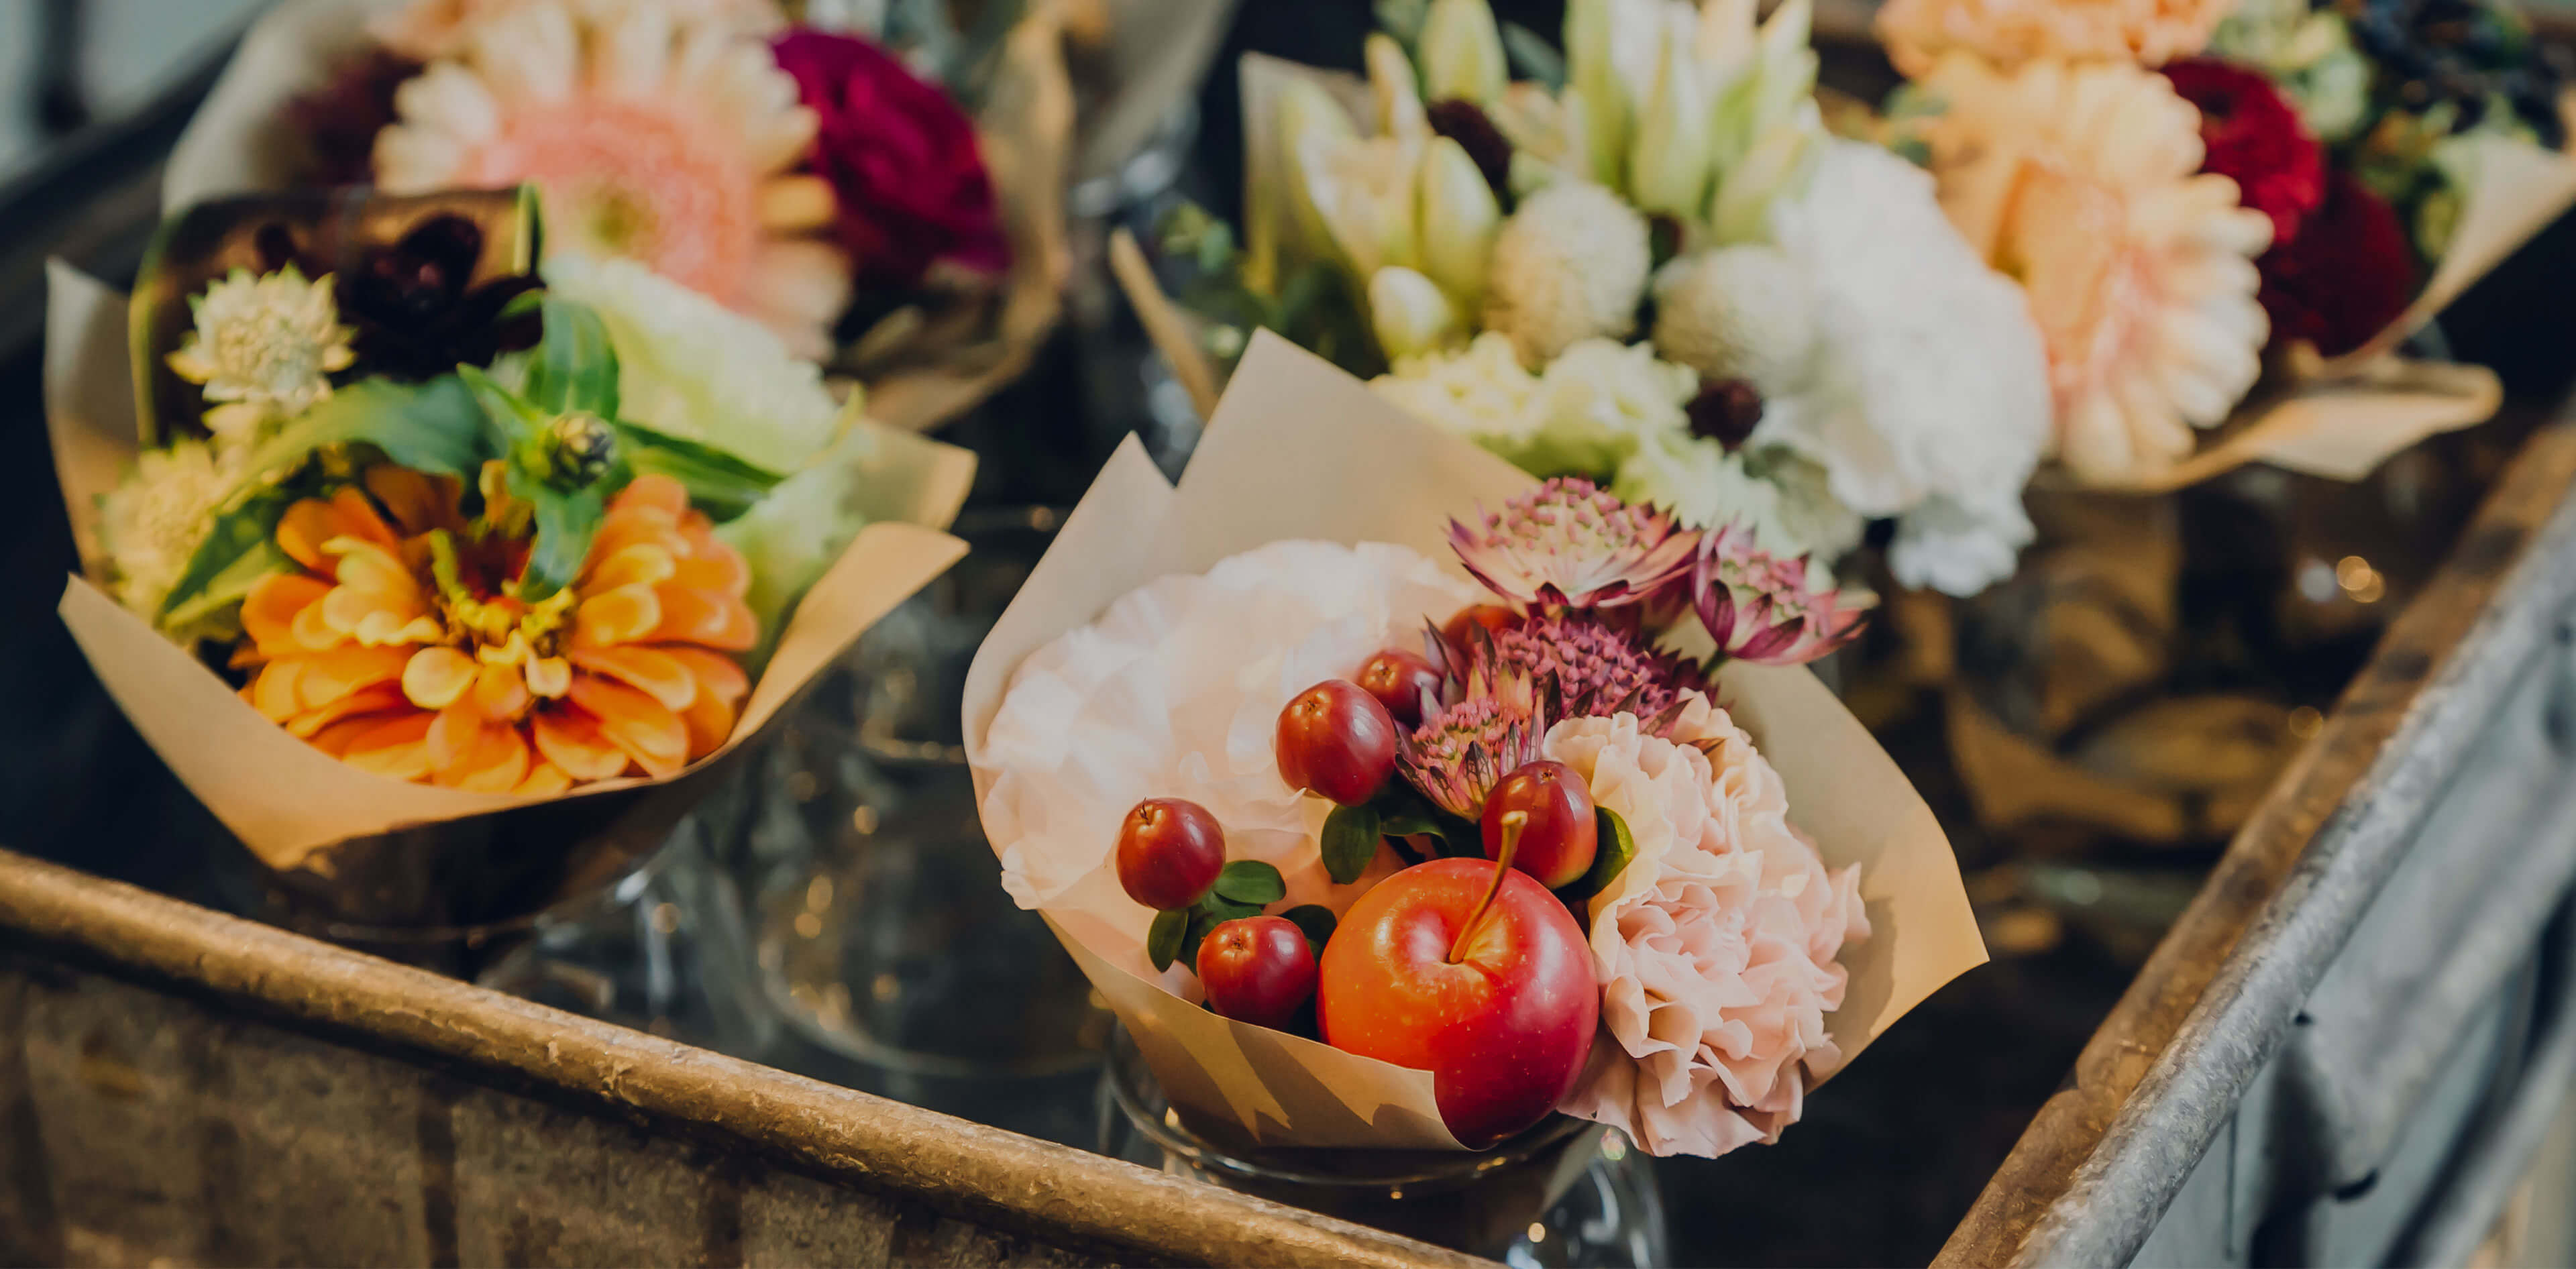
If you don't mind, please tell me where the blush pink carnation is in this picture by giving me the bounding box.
[1546,705,1868,1158]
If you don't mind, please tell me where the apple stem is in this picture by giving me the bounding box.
[1448,811,1523,964]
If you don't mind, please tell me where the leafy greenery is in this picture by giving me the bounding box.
[1321,803,1384,884]
[1157,202,1387,381]
[1281,904,1338,958]
[1558,806,1638,903]
[1146,906,1189,973]
[1213,859,1288,906]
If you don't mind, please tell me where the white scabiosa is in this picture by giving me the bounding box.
[1483,182,1652,368]
[1651,245,1819,388]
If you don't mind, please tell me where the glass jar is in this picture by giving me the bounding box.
[1095,1027,1667,1267]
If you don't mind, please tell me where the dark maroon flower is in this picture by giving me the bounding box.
[1684,379,1764,451]
[286,49,422,187]
[2257,168,2419,358]
[2161,58,2326,250]
[1426,98,1513,201]
[771,31,1010,288]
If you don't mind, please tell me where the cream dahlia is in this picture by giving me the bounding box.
[372,0,850,357]
[1875,0,2229,76]
[1549,706,1867,1158]
[1924,56,2273,484]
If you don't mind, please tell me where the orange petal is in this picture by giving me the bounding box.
[275,500,347,575]
[244,575,332,654]
[612,474,692,518]
[669,539,751,598]
[525,655,572,700]
[532,708,634,781]
[585,520,688,573]
[327,486,399,553]
[425,700,486,773]
[659,645,750,708]
[513,761,574,797]
[307,711,402,758]
[568,675,689,777]
[651,585,757,651]
[251,661,305,722]
[294,644,413,711]
[402,647,478,710]
[290,594,347,652]
[366,467,461,537]
[286,685,407,738]
[472,661,532,722]
[568,645,698,712]
[435,722,529,793]
[574,584,662,649]
[341,713,437,781]
[584,543,678,593]
[680,687,736,759]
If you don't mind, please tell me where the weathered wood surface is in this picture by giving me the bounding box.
[0,851,1489,1269]
[1939,422,2576,1266]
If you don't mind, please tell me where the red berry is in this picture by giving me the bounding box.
[1116,798,1226,911]
[1197,916,1318,1029]
[1275,680,1398,806]
[1441,604,1518,652]
[1355,648,1444,727]
[1483,761,1597,889]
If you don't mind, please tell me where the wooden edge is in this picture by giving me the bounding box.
[1937,420,2576,1268]
[0,848,1492,1269]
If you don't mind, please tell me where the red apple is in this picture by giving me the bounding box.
[1483,761,1597,889]
[1116,798,1226,911]
[1275,679,1398,805]
[1440,604,1517,652]
[1197,916,1318,1029]
[1316,857,1599,1148]
[1355,649,1444,728]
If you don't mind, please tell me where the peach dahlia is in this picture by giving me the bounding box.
[236,465,753,794]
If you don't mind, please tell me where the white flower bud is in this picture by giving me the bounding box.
[1364,34,1428,140]
[1416,136,1500,308]
[1629,38,1717,222]
[1652,245,1817,389]
[1419,0,1509,106]
[1483,182,1651,368]
[1369,266,1463,362]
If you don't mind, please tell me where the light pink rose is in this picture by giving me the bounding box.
[1547,704,1868,1158]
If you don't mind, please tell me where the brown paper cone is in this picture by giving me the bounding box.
[962,331,1988,1152]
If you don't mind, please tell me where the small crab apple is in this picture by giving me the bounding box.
[1275,680,1399,805]
[1116,798,1226,911]
[1483,761,1597,889]
[1356,648,1444,727]
[1441,603,1518,651]
[1197,916,1319,1030]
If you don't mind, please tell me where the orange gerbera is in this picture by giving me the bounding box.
[236,465,755,794]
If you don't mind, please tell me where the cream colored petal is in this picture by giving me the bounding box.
[395,62,502,147]
[373,125,466,190]
[467,3,579,107]
[588,3,675,100]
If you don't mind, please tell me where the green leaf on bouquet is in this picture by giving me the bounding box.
[235,375,492,492]
[153,489,290,624]
[511,470,606,602]
[1320,803,1383,885]
[1146,906,1188,973]
[617,420,784,522]
[1212,860,1287,906]
[1558,806,1638,903]
[1281,904,1338,957]
[522,296,621,419]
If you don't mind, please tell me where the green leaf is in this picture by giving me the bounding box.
[508,466,606,602]
[1198,895,1264,924]
[1321,804,1383,885]
[1212,860,1286,906]
[1500,21,1567,93]
[155,491,289,621]
[1281,904,1337,956]
[1378,814,1444,840]
[1559,806,1638,903]
[160,534,289,637]
[524,296,620,418]
[1146,906,1187,973]
[1179,909,1222,975]
[234,376,493,496]
[616,419,784,522]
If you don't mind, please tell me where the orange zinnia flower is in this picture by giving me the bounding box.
[237,465,755,794]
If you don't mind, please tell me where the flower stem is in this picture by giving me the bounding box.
[1448,811,1523,964]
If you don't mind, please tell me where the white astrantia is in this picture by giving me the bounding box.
[1750,138,2052,596]
[165,264,356,443]
[99,437,250,625]
[541,253,842,475]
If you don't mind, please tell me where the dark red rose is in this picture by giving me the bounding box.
[287,48,422,187]
[771,31,1010,288]
[2257,168,2419,358]
[2161,58,2326,251]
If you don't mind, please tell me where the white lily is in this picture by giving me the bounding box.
[1418,0,1509,106]
[1417,135,1501,309]
[1368,266,1464,360]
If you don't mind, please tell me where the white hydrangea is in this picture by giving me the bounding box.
[1483,182,1652,368]
[99,437,246,623]
[1752,139,2051,596]
[1371,332,1694,476]
[541,253,841,474]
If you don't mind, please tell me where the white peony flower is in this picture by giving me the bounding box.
[165,265,355,443]
[980,541,1481,990]
[1890,492,2035,602]
[99,437,250,626]
[541,253,841,474]
[1483,182,1652,368]
[1752,138,2053,596]
[1546,706,1867,1158]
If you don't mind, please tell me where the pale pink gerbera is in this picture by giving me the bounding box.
[1924,55,2274,484]
[372,0,851,357]
[1876,0,2229,77]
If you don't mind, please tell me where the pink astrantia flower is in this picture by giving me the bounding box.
[1449,479,1699,612]
[1492,612,1707,738]
[1401,657,1546,820]
[1692,522,1872,667]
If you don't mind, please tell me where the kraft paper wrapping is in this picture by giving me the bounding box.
[45,261,974,876]
[962,331,1988,1151]
[160,0,1073,437]
[2114,129,2576,493]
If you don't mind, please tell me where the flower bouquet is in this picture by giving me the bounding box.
[44,186,973,928]
[1876,0,2576,491]
[964,333,1984,1158]
[157,0,1075,434]
[1124,0,2059,600]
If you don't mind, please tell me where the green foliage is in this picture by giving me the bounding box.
[1321,803,1384,884]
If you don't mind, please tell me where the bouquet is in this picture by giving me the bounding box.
[1876,0,2576,490]
[45,187,971,895]
[964,334,1984,1157]
[1128,0,2060,600]
[158,0,1075,433]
